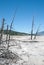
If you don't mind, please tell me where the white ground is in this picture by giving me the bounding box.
[0,35,44,65]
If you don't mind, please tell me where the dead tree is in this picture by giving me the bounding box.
[31,16,34,40]
[0,18,5,44]
[7,9,17,50]
[6,25,9,44]
[9,8,17,40]
[34,25,40,39]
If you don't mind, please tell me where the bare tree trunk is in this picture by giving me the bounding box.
[31,16,34,40]
[34,25,40,39]
[7,9,17,50]
[6,25,9,44]
[0,18,5,44]
[9,8,17,41]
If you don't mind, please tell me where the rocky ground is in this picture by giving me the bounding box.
[0,35,44,65]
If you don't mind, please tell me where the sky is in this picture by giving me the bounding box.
[0,0,44,33]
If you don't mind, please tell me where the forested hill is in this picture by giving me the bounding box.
[1,30,29,35]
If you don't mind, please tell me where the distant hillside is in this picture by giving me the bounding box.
[37,31,44,35]
[2,30,44,36]
[2,30,30,35]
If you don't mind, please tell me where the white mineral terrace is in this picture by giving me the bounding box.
[0,35,44,65]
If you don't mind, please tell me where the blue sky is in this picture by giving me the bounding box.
[0,0,44,33]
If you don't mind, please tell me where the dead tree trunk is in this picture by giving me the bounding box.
[9,8,17,41]
[0,18,5,44]
[34,25,40,39]
[7,9,17,50]
[6,25,9,44]
[31,16,34,40]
